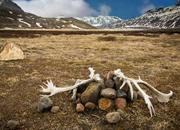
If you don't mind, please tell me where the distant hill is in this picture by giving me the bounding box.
[76,16,122,28]
[0,0,95,29]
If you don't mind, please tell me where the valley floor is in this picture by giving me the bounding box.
[0,33,180,130]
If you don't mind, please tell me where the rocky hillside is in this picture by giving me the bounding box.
[0,0,95,29]
[106,5,180,29]
[76,16,122,28]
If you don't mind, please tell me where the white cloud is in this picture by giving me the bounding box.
[140,4,155,14]
[140,0,155,14]
[99,4,111,16]
[13,0,98,17]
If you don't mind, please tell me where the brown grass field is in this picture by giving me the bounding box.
[0,33,180,130]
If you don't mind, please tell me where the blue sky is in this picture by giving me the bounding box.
[14,0,177,19]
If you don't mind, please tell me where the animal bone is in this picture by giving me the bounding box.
[71,79,82,102]
[40,67,101,97]
[114,69,173,117]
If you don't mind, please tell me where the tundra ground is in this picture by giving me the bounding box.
[0,33,180,130]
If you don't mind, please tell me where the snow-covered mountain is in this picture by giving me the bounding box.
[0,0,95,29]
[76,16,122,28]
[106,5,180,29]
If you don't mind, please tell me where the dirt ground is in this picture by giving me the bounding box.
[0,33,180,130]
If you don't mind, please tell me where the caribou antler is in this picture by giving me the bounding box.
[40,67,101,97]
[114,69,173,117]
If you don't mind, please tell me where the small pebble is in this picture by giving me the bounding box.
[7,120,19,129]
[76,103,85,113]
[85,102,96,110]
[51,106,60,113]
[98,98,113,111]
[104,79,114,88]
[101,88,116,99]
[106,112,121,123]
[115,98,127,110]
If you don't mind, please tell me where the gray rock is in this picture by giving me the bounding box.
[51,106,59,113]
[106,112,121,123]
[37,97,53,112]
[117,89,127,98]
[7,120,19,129]
[81,82,101,104]
[100,88,116,99]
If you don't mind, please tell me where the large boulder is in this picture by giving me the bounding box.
[81,82,101,104]
[0,43,25,61]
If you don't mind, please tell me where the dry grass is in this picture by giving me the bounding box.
[97,35,117,42]
[0,33,180,130]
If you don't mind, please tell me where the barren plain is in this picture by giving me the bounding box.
[0,33,180,130]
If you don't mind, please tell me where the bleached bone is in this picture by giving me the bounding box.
[71,79,81,102]
[114,69,173,117]
[40,67,101,97]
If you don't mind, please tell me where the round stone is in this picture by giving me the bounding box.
[106,112,121,123]
[98,98,113,111]
[76,103,85,113]
[37,97,53,112]
[115,98,127,110]
[85,102,96,110]
[7,120,20,129]
[51,106,60,113]
[101,88,116,99]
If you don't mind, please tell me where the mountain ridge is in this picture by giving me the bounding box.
[76,16,122,28]
[103,6,180,29]
[0,0,95,29]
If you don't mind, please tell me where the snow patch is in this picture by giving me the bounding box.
[9,11,13,14]
[36,22,42,28]
[70,24,82,30]
[3,27,13,29]
[18,18,31,27]
[6,17,14,20]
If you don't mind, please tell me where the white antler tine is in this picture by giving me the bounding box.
[88,67,95,79]
[120,80,126,89]
[127,80,134,100]
[39,85,45,89]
